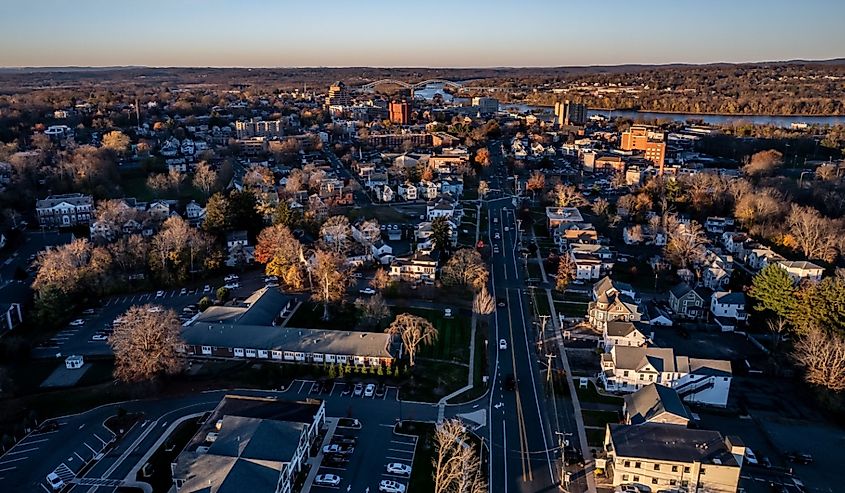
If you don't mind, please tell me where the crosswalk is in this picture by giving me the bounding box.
[52,463,75,483]
[72,477,123,487]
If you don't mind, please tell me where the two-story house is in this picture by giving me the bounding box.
[622,383,692,426]
[603,321,650,351]
[389,252,438,283]
[668,283,710,320]
[776,260,824,283]
[710,291,746,332]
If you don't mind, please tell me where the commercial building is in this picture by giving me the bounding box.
[172,394,325,493]
[35,193,93,228]
[555,100,587,126]
[472,96,499,115]
[235,119,284,139]
[325,81,352,107]
[603,423,744,493]
[389,100,411,125]
[620,125,666,173]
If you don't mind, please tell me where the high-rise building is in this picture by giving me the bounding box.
[389,100,411,125]
[472,96,499,115]
[621,125,666,173]
[235,118,284,139]
[325,81,351,107]
[555,100,587,126]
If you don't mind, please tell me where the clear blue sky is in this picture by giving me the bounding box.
[1,0,843,67]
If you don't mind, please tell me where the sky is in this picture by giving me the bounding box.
[0,0,843,68]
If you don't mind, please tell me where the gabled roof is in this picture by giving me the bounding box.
[712,291,745,305]
[624,383,691,425]
[605,321,647,338]
[778,260,823,271]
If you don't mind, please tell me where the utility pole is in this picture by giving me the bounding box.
[546,352,555,382]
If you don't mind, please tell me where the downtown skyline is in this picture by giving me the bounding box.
[0,0,843,68]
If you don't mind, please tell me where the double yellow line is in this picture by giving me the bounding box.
[507,288,533,483]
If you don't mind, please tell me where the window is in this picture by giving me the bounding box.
[639,374,644,380]
[700,467,706,475]
[634,462,641,469]
[654,464,660,471]
[683,466,690,473]
[652,478,659,485]
[671,466,678,472]
[633,476,640,482]
[622,474,629,481]
[670,480,677,486]
[623,370,629,377]
[624,461,631,467]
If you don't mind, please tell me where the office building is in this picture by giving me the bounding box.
[389,100,411,125]
[555,100,587,126]
[472,96,499,115]
[325,81,351,107]
[621,125,667,173]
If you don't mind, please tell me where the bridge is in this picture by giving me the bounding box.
[360,78,463,91]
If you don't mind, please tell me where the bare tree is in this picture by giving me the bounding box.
[478,180,490,199]
[786,204,841,262]
[311,249,350,320]
[320,215,352,254]
[473,286,495,316]
[556,254,576,292]
[193,161,218,197]
[792,327,845,392]
[665,219,707,270]
[767,317,790,352]
[386,313,438,367]
[442,249,489,291]
[743,149,783,177]
[371,268,393,291]
[433,419,488,493]
[549,183,586,208]
[355,294,391,328]
[525,171,545,196]
[109,305,184,383]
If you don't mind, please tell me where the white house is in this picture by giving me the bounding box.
[777,260,824,283]
[571,251,602,280]
[745,246,784,270]
[710,291,746,332]
[603,321,650,350]
[397,182,418,201]
[426,198,457,221]
[599,345,733,407]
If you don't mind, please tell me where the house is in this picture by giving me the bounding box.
[546,207,583,231]
[604,321,650,350]
[704,216,735,234]
[397,182,418,201]
[592,276,638,303]
[603,423,744,493]
[721,232,750,255]
[710,291,746,332]
[439,178,464,197]
[599,345,733,407]
[570,244,614,273]
[554,222,598,248]
[172,394,326,493]
[622,224,667,246]
[35,193,93,228]
[226,230,253,267]
[185,200,206,225]
[642,302,673,327]
[426,197,457,221]
[181,288,396,367]
[777,260,824,283]
[668,284,709,320]
[571,251,603,280]
[588,288,643,331]
[622,383,692,426]
[417,181,439,200]
[374,184,394,203]
[0,303,23,332]
[416,219,458,248]
[147,201,172,222]
[745,245,784,270]
[390,252,438,283]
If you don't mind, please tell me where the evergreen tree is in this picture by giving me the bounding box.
[749,264,798,319]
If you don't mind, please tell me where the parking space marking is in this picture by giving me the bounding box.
[0,456,30,465]
[19,437,50,446]
[0,465,18,472]
[93,433,107,445]
[5,446,38,455]
[40,483,50,492]
[74,452,85,462]
[83,442,97,454]
[387,448,414,454]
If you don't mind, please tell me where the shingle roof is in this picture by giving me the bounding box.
[623,383,691,425]
[713,291,745,305]
[608,423,738,465]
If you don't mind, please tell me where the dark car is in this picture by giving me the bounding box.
[331,435,357,446]
[341,383,353,396]
[38,421,59,433]
[785,452,813,464]
[504,374,516,391]
[324,455,350,468]
[375,383,386,397]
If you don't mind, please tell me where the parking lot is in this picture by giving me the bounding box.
[312,418,417,493]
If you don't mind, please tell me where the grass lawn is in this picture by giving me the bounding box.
[531,289,551,318]
[554,300,588,317]
[287,301,360,331]
[581,409,621,428]
[575,381,624,406]
[397,422,436,493]
[399,360,468,402]
[395,308,471,364]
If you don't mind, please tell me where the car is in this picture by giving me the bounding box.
[352,272,363,278]
[180,288,187,296]
[359,287,376,295]
[341,383,353,396]
[493,217,498,223]
[331,435,357,446]
[264,276,278,283]
[494,232,501,240]
[323,455,350,467]
[224,282,240,289]
[203,285,211,293]
[314,474,341,487]
[46,472,65,491]
[337,418,361,429]
[265,281,279,287]
[379,480,406,493]
[493,247,500,253]
[364,383,375,397]
[38,421,59,433]
[385,463,412,476]
[504,226,509,231]
[322,444,353,455]
[745,448,759,465]
[375,383,386,397]
[785,451,814,464]
[156,290,165,298]
[353,383,363,396]
[224,274,239,282]
[499,339,507,350]
[82,308,95,315]
[69,319,85,326]
[444,308,452,318]
[182,306,197,314]
[91,334,109,341]
[147,306,163,313]
[615,485,649,493]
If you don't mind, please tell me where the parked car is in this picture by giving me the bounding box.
[146,306,163,313]
[379,480,406,493]
[155,290,165,298]
[224,282,240,290]
[82,308,95,315]
[180,288,187,296]
[331,435,357,446]
[354,383,363,396]
[359,287,376,295]
[341,383,353,396]
[203,285,211,293]
[323,455,350,467]
[385,463,412,476]
[785,451,814,464]
[499,339,507,350]
[224,274,239,282]
[364,383,375,397]
[615,485,648,493]
[46,472,65,491]
[322,444,353,455]
[314,474,341,487]
[69,319,85,326]
[375,383,386,398]
[91,334,109,341]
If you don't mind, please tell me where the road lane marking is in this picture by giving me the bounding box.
[0,466,16,472]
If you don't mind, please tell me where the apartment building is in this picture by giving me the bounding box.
[236,118,284,139]
[604,423,744,493]
[472,96,499,115]
[554,100,587,126]
[325,81,351,107]
[389,100,411,125]
[35,193,93,228]
[389,252,438,283]
[621,125,666,173]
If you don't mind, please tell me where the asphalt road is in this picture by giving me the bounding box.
[0,231,74,306]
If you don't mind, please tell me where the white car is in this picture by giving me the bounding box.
[615,485,648,493]
[385,463,412,476]
[359,287,376,295]
[364,383,375,397]
[69,319,85,326]
[379,480,406,493]
[504,226,509,231]
[156,290,165,298]
[499,339,507,350]
[91,334,109,341]
[224,274,239,282]
[494,233,501,240]
[314,474,341,487]
[224,283,240,290]
[180,288,187,296]
[147,306,163,313]
[46,472,65,491]
[203,285,211,293]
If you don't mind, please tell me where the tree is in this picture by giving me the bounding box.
[441,249,489,291]
[355,294,391,328]
[791,277,845,335]
[786,204,842,262]
[150,216,218,285]
[202,192,230,234]
[109,305,184,383]
[792,327,845,392]
[748,264,798,320]
[371,268,393,291]
[664,219,707,270]
[474,148,491,166]
[433,419,488,493]
[102,130,130,155]
[311,249,350,320]
[254,224,303,277]
[472,286,495,316]
[549,183,586,208]
[193,161,218,197]
[478,180,490,199]
[556,254,576,292]
[146,173,171,197]
[320,215,352,254]
[386,313,438,367]
[272,201,301,228]
[743,149,783,177]
[430,216,453,253]
[358,219,381,245]
[767,317,790,352]
[228,190,264,237]
[592,197,610,218]
[525,171,545,196]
